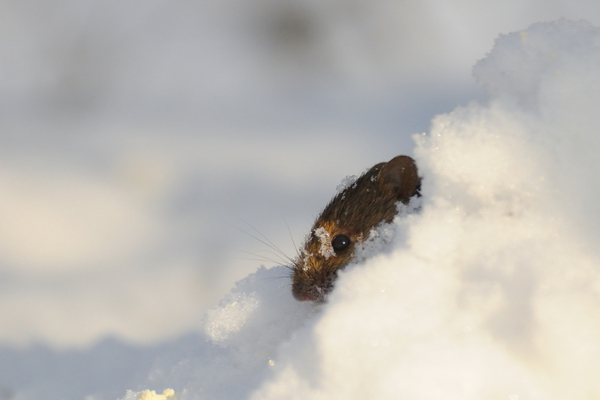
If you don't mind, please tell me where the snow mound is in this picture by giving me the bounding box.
[128,19,600,400]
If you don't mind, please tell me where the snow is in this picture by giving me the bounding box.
[3,3,600,399]
[119,19,600,400]
[314,227,336,260]
[335,175,358,193]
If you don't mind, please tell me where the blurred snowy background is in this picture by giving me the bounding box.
[2,1,600,399]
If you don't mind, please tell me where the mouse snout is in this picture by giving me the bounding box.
[292,284,327,302]
[293,291,316,302]
[291,269,334,302]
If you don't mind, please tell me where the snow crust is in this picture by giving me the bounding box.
[125,19,600,400]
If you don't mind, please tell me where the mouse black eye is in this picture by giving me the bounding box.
[331,234,351,252]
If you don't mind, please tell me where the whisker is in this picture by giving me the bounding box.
[230,246,297,273]
[257,274,291,283]
[252,250,289,265]
[236,256,279,264]
[227,217,295,264]
[230,248,289,266]
[273,284,292,299]
[255,249,294,266]
[282,216,301,258]
[254,270,294,295]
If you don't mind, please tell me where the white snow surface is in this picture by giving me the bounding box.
[121,20,600,400]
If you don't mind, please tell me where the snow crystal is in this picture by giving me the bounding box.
[202,292,260,343]
[126,19,600,400]
[335,175,358,193]
[314,226,336,259]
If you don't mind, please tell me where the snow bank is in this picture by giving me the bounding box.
[128,20,600,399]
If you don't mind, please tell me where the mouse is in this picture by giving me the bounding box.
[291,155,420,302]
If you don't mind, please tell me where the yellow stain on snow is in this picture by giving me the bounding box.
[520,31,528,43]
[137,389,176,400]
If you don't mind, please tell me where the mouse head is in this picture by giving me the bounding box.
[292,155,420,301]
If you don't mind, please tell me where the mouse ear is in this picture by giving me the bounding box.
[377,156,420,203]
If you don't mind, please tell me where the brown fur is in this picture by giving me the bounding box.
[292,155,420,301]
